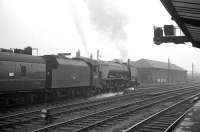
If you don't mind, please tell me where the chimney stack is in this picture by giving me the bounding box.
[90,53,93,59]
[97,50,99,60]
[76,50,81,58]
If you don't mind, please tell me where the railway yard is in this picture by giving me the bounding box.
[1,0,200,131]
[0,45,198,132]
[1,82,200,132]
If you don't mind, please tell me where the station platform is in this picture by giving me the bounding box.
[173,100,200,132]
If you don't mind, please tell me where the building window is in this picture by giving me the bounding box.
[21,66,26,76]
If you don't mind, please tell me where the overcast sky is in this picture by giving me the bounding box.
[0,0,200,73]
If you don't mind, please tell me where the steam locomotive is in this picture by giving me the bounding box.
[0,47,138,107]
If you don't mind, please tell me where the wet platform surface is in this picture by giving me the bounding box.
[174,100,200,132]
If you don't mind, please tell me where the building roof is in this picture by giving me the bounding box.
[134,59,186,71]
[160,0,200,48]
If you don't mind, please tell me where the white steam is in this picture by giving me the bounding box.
[70,1,89,56]
[85,0,128,60]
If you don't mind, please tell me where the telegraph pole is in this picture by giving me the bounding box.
[97,50,99,61]
[192,63,194,81]
[167,58,170,83]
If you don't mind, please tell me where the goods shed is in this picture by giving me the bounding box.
[133,59,187,84]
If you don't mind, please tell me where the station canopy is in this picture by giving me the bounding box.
[161,0,200,48]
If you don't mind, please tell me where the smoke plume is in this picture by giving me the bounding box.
[70,1,89,56]
[85,0,128,60]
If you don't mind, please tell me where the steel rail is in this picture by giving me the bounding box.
[0,82,196,120]
[30,87,199,132]
[0,81,195,119]
[0,85,191,131]
[123,93,200,132]
[0,83,193,121]
[0,83,198,131]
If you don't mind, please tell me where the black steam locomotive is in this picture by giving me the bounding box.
[0,47,138,107]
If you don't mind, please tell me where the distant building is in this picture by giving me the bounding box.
[132,59,187,84]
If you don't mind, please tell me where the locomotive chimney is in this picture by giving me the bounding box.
[127,58,132,80]
[90,53,93,59]
[76,50,81,58]
[97,50,99,60]
[127,59,130,66]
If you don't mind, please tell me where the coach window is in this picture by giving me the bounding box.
[21,66,27,76]
[9,72,15,79]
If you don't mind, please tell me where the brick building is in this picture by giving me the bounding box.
[132,59,187,84]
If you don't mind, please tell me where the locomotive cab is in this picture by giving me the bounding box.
[129,64,139,87]
[74,57,101,94]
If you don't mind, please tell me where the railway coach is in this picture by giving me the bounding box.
[0,52,46,106]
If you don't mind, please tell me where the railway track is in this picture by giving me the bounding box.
[0,83,199,131]
[30,86,200,132]
[137,82,199,89]
[0,81,194,117]
[0,82,194,117]
[0,82,192,116]
[0,85,194,132]
[123,94,200,132]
